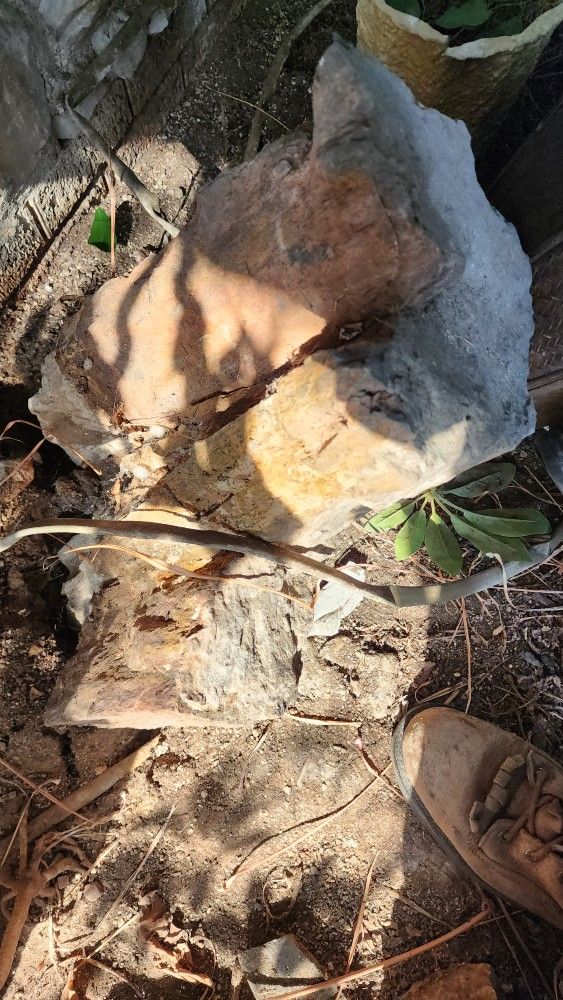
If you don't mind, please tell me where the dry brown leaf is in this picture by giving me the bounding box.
[60,978,78,1000]
[139,893,214,988]
[60,963,90,1000]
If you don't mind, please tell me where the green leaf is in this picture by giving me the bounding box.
[441,462,516,498]
[368,501,415,532]
[449,513,529,562]
[387,0,421,15]
[395,508,427,560]
[88,207,113,252]
[435,0,491,27]
[459,507,550,537]
[482,14,523,35]
[424,513,463,575]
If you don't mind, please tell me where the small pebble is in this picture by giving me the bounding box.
[83,881,103,903]
[8,568,25,590]
[27,645,42,657]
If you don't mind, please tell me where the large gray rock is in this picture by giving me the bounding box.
[0,5,55,187]
[43,42,535,730]
[322,41,535,469]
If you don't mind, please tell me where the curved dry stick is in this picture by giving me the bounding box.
[66,102,179,239]
[1,517,562,608]
[244,0,335,160]
[0,876,43,992]
[0,846,82,992]
[0,737,159,858]
[267,903,491,1000]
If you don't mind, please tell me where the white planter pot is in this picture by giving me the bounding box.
[357,0,563,136]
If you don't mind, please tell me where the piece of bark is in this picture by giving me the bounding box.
[400,963,497,999]
[46,555,308,728]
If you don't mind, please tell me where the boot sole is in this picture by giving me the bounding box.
[392,706,563,928]
[391,705,497,899]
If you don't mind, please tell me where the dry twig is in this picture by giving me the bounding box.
[0,736,159,856]
[1,419,102,476]
[460,597,472,713]
[335,854,377,1000]
[0,758,87,830]
[107,165,116,277]
[244,0,335,160]
[91,804,176,934]
[380,883,451,929]
[267,903,490,1000]
[496,897,550,994]
[493,912,534,1000]
[212,87,289,129]
[0,833,84,991]
[84,957,142,996]
[226,766,391,888]
[286,713,361,728]
[66,542,313,610]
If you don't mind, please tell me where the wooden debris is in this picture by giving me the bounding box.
[0,738,160,991]
[0,736,160,856]
[0,832,85,991]
[244,0,334,160]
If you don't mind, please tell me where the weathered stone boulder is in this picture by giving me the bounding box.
[46,555,308,728]
[30,42,456,477]
[0,5,55,187]
[40,42,535,728]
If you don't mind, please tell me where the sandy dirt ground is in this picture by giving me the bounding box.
[0,1,562,997]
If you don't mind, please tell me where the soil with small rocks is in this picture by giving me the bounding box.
[0,1,562,998]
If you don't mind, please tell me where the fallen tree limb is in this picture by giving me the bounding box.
[0,737,160,858]
[244,0,334,160]
[1,517,561,608]
[66,102,179,238]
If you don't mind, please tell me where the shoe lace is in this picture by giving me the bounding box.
[503,764,563,862]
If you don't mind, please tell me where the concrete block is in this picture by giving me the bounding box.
[238,936,336,1000]
[126,0,206,114]
[0,204,45,302]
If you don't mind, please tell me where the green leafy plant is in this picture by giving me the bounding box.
[387,0,526,40]
[88,207,114,252]
[367,462,550,576]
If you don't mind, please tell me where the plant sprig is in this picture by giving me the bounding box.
[367,462,550,576]
[387,0,525,39]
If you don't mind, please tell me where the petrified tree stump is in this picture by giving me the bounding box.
[40,42,534,728]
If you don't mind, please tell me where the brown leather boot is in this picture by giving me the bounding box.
[392,706,563,928]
